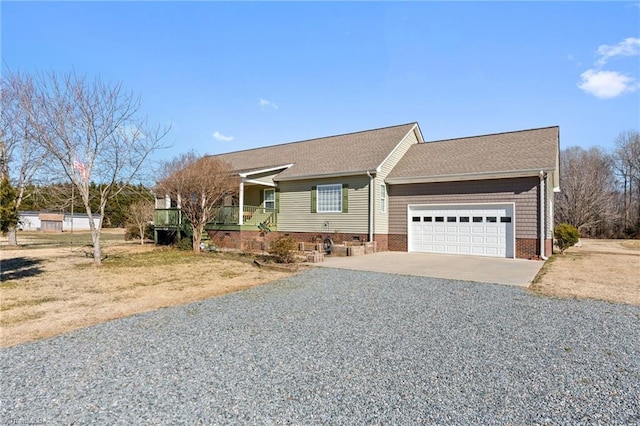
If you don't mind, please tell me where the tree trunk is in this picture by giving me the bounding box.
[192,224,204,252]
[7,226,18,246]
[92,230,102,265]
[139,224,145,245]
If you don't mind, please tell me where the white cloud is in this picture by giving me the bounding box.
[578,37,640,99]
[259,98,278,109]
[578,69,638,99]
[212,131,234,142]
[596,37,640,66]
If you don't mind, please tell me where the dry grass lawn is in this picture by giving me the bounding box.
[531,239,640,305]
[2,232,638,348]
[0,230,294,348]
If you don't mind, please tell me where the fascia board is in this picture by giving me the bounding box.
[386,168,556,185]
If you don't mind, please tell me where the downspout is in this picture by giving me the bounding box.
[367,171,374,242]
[539,171,548,260]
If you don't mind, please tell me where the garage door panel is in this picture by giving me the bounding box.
[409,204,514,258]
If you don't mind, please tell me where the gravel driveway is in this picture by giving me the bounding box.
[2,268,639,425]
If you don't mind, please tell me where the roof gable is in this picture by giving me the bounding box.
[387,126,560,183]
[208,123,420,180]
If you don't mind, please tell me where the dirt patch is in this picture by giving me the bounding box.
[531,239,640,305]
[0,232,295,348]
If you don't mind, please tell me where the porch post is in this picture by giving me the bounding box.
[238,181,244,225]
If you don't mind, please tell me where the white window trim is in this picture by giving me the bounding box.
[264,189,275,209]
[317,184,342,213]
[380,184,386,213]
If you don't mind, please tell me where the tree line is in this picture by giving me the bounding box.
[16,182,154,228]
[556,130,640,238]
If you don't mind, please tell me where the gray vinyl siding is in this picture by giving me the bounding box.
[278,175,370,234]
[388,177,539,239]
[374,128,420,234]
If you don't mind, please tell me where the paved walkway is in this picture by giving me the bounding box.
[317,251,544,286]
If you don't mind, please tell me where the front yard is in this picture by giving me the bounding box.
[0,230,294,347]
[1,232,638,348]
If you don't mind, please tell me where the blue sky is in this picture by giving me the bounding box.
[2,1,639,160]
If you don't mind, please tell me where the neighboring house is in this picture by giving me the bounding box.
[154,122,559,259]
[19,211,102,232]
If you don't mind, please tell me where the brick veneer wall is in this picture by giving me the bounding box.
[281,231,371,246]
[206,230,378,251]
[374,234,389,251]
[516,238,553,259]
[388,234,407,251]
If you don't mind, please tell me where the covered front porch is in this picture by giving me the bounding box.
[153,204,277,229]
[153,180,278,242]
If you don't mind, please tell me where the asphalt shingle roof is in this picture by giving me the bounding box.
[387,126,559,181]
[208,123,419,180]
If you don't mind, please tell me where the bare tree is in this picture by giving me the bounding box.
[157,152,238,252]
[613,130,640,235]
[26,71,169,265]
[555,146,617,236]
[127,199,155,244]
[0,70,51,245]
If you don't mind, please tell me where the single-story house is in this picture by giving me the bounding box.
[19,211,102,232]
[154,122,559,259]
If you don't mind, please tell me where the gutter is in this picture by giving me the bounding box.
[275,169,377,182]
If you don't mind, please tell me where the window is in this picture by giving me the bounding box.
[486,216,497,223]
[447,217,457,222]
[435,216,444,222]
[460,217,470,223]
[500,217,512,223]
[423,217,433,222]
[264,189,275,210]
[380,184,387,213]
[473,217,483,222]
[412,216,421,222]
[317,184,343,213]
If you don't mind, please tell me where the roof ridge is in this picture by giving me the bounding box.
[207,122,418,158]
[423,125,559,144]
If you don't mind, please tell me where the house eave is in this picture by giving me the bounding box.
[275,170,377,182]
[237,164,294,178]
[386,168,556,185]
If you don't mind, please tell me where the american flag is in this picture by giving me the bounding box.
[74,159,88,182]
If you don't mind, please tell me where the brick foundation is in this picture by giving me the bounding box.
[279,231,372,246]
[516,238,552,259]
[206,230,377,252]
[516,239,538,259]
[388,234,408,251]
[207,230,550,259]
[374,234,389,251]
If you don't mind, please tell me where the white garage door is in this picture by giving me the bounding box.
[408,204,515,258]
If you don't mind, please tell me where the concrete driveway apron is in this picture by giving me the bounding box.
[317,251,544,287]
